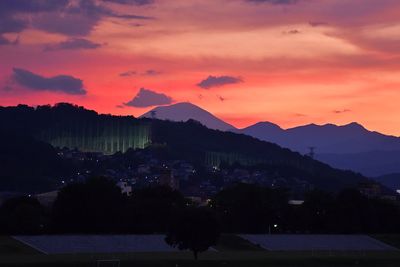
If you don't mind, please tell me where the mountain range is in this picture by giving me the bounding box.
[143,103,400,180]
[0,103,372,193]
[237,121,400,154]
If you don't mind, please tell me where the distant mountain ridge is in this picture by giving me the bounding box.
[140,102,235,131]
[142,103,400,177]
[237,121,400,154]
[237,121,400,176]
[316,151,400,177]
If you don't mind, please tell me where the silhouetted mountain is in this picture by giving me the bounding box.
[0,103,373,192]
[372,173,400,191]
[140,102,235,131]
[238,122,400,154]
[236,122,400,176]
[236,121,284,137]
[140,104,400,174]
[316,151,400,177]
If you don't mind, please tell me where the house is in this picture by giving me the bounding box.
[117,181,132,196]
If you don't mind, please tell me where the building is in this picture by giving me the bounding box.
[359,182,382,198]
[117,181,132,196]
[36,191,59,207]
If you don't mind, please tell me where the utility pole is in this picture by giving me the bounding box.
[308,146,317,175]
[308,146,316,159]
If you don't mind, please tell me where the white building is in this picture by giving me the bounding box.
[117,181,132,196]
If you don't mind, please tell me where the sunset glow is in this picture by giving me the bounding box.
[2,0,400,135]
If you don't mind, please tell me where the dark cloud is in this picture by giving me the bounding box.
[111,14,151,19]
[68,0,153,20]
[12,68,86,95]
[0,16,27,34]
[246,0,298,4]
[143,69,161,76]
[32,1,152,36]
[44,38,102,51]
[101,0,154,5]
[32,13,99,36]
[120,71,137,77]
[1,0,152,37]
[0,0,68,15]
[283,29,300,34]
[0,1,67,36]
[124,88,173,107]
[130,23,144,27]
[333,109,351,114]
[119,69,161,77]
[197,75,243,89]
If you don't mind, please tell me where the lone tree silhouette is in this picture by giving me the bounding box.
[165,207,220,260]
[52,177,123,233]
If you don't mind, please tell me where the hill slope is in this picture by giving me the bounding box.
[372,173,400,191]
[0,103,374,192]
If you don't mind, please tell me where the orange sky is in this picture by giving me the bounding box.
[1,0,400,136]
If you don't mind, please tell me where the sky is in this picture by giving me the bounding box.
[1,0,400,136]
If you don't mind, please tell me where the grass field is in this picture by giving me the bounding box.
[373,235,400,249]
[214,234,265,252]
[0,236,39,255]
[2,235,400,267]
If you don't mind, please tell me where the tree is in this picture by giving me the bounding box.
[211,183,289,233]
[165,207,220,260]
[0,196,46,234]
[331,189,370,233]
[52,177,124,233]
[124,186,187,233]
[300,190,335,233]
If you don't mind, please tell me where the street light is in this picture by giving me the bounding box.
[269,224,278,234]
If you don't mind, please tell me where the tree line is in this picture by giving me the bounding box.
[1,178,399,236]
[1,178,400,258]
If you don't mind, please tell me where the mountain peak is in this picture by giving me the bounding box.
[237,121,284,142]
[294,122,366,131]
[343,122,365,129]
[246,121,282,130]
[140,102,236,131]
[166,102,201,109]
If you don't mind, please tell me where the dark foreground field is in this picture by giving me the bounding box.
[2,235,400,267]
